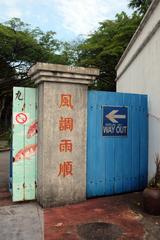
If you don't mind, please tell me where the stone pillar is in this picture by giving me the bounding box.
[29,63,99,207]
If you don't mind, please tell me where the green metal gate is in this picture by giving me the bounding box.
[12,87,38,202]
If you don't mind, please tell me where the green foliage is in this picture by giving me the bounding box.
[0,5,146,94]
[71,12,142,91]
[0,18,65,86]
[128,0,152,15]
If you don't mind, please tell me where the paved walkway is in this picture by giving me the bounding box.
[0,202,43,240]
[44,192,160,240]
[1,150,160,240]
[0,150,44,240]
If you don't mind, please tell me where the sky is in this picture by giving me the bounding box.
[0,0,132,41]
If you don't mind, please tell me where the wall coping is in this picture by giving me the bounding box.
[28,63,99,85]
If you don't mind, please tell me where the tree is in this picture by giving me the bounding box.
[60,38,84,65]
[128,0,152,15]
[0,18,64,87]
[0,18,66,133]
[72,12,142,91]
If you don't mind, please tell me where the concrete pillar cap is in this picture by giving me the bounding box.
[28,62,100,85]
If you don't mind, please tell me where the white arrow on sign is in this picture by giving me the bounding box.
[106,110,126,123]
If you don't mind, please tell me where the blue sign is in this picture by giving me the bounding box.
[102,106,128,136]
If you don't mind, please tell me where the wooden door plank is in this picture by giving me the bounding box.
[24,87,37,200]
[12,87,25,201]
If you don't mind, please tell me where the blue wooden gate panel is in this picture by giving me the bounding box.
[87,91,148,198]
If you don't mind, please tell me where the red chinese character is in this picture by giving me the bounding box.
[59,117,73,131]
[60,94,73,109]
[58,161,73,177]
[59,139,72,152]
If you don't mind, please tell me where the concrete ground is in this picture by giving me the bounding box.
[44,192,160,240]
[0,202,43,240]
[0,150,44,240]
[1,150,160,240]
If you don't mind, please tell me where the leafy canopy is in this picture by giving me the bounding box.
[128,0,152,15]
[0,0,152,93]
[0,18,65,82]
[69,12,142,91]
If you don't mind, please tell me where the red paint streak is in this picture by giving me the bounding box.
[14,144,37,161]
[27,121,38,138]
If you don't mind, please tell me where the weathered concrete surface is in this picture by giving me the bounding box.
[44,192,160,240]
[0,150,10,188]
[0,202,43,240]
[29,63,100,85]
[37,82,88,207]
[29,63,100,208]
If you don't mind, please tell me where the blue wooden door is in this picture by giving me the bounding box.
[87,91,148,198]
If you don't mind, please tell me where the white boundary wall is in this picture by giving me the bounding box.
[116,0,160,180]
